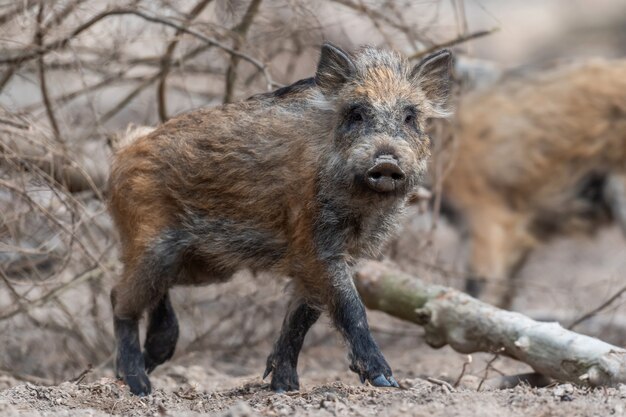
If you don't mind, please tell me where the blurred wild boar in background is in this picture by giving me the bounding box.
[438,59,626,308]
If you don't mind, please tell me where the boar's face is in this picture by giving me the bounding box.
[315,43,452,200]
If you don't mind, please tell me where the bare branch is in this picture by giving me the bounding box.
[569,283,626,330]
[0,265,103,321]
[35,2,62,143]
[223,0,263,104]
[408,28,499,60]
[0,8,275,89]
[157,0,214,122]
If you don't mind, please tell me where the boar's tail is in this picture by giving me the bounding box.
[110,124,156,151]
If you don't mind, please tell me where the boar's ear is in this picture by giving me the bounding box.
[315,42,357,93]
[411,49,453,117]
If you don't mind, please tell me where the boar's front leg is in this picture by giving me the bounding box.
[326,262,399,388]
[264,296,321,392]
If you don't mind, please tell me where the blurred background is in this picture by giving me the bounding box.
[1,0,625,390]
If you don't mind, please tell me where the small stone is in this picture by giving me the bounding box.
[553,384,574,401]
[325,392,338,402]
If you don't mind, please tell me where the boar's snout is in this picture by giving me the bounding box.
[366,155,406,193]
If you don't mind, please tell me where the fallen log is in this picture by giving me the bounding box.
[354,260,626,387]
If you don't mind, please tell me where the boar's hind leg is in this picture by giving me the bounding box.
[111,284,153,397]
[111,231,188,396]
[327,265,399,388]
[264,297,321,392]
[144,292,179,374]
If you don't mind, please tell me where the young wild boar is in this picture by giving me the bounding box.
[108,42,452,396]
[439,59,626,308]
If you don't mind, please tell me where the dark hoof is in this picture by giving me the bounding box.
[264,358,300,392]
[144,352,168,374]
[125,372,152,396]
[349,352,396,389]
[144,356,156,375]
[270,378,299,393]
[370,374,399,388]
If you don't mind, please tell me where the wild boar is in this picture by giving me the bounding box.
[108,42,451,395]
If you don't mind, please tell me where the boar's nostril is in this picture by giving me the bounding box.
[366,160,406,193]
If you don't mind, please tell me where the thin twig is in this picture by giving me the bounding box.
[477,348,504,391]
[223,0,263,104]
[453,355,472,388]
[35,2,62,143]
[331,0,416,36]
[70,364,93,384]
[568,283,626,330]
[0,265,103,321]
[426,376,455,392]
[0,8,275,89]
[157,0,214,122]
[0,0,38,26]
[409,28,500,60]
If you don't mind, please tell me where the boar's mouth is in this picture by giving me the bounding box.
[364,156,407,194]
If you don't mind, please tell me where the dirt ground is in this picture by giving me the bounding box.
[2,217,626,416]
[1,339,625,417]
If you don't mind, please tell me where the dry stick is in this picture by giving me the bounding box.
[24,71,128,114]
[0,116,29,130]
[26,43,213,115]
[408,28,500,60]
[0,0,38,26]
[157,0,214,122]
[99,74,160,125]
[331,0,415,35]
[223,0,263,104]
[45,48,209,143]
[453,355,472,388]
[426,376,455,392]
[34,3,62,143]
[70,364,93,384]
[477,348,504,391]
[568,283,626,330]
[0,265,102,321]
[0,8,275,90]
[0,66,16,93]
[41,0,88,31]
[97,43,216,126]
[384,0,420,50]
[356,0,396,50]
[355,260,626,387]
[0,0,87,95]
[2,128,104,195]
[0,179,103,266]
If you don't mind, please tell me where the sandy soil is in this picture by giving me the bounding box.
[2,313,625,416]
[2,344,625,417]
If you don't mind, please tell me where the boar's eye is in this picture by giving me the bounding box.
[345,106,364,127]
[404,107,417,127]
